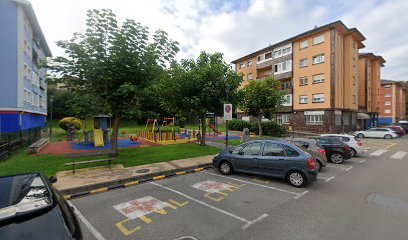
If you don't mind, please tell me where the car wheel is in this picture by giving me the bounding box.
[219,161,233,175]
[316,160,322,171]
[330,152,344,164]
[357,133,364,138]
[384,134,392,139]
[287,171,306,188]
[350,148,357,157]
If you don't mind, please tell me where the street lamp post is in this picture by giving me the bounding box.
[225,84,230,148]
[49,96,54,138]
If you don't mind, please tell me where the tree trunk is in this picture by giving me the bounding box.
[111,113,121,155]
[200,115,206,146]
[258,114,263,137]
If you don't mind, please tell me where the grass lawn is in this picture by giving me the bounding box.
[0,143,220,178]
[213,135,280,146]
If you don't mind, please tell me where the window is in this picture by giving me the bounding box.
[24,89,31,103]
[299,58,308,68]
[277,115,290,125]
[231,146,244,154]
[262,142,286,157]
[282,145,300,157]
[312,74,324,84]
[385,101,391,106]
[274,60,292,74]
[265,52,272,60]
[281,82,292,89]
[24,64,31,80]
[335,111,342,126]
[32,72,40,87]
[353,95,356,104]
[273,45,292,58]
[299,95,308,104]
[385,93,391,98]
[239,63,245,69]
[299,77,308,86]
[352,41,356,49]
[294,141,309,149]
[299,40,308,49]
[352,58,356,68]
[313,34,325,45]
[312,54,325,64]
[273,50,281,58]
[351,112,356,125]
[306,115,323,125]
[353,76,356,86]
[247,60,253,66]
[247,73,252,80]
[257,55,263,62]
[281,95,292,107]
[312,94,325,103]
[384,85,391,89]
[241,142,263,156]
[32,93,39,107]
[385,109,391,114]
[343,112,350,125]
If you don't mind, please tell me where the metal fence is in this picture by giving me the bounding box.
[0,127,42,161]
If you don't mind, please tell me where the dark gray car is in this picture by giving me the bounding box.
[212,140,318,187]
[286,138,328,171]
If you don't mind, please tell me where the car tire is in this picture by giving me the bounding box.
[384,134,392,139]
[316,160,322,171]
[287,171,307,188]
[350,148,357,157]
[219,161,233,175]
[330,152,344,164]
[357,133,364,138]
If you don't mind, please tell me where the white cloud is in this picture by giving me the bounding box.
[29,0,408,80]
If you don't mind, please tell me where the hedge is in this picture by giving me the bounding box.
[228,119,286,137]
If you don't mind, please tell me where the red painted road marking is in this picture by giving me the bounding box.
[114,196,171,219]
[192,180,233,193]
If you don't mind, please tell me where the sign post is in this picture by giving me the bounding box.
[224,104,232,148]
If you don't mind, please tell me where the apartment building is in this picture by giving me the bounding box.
[357,53,386,129]
[0,0,52,133]
[232,21,381,133]
[378,80,406,124]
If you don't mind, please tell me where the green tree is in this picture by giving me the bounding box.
[49,9,179,153]
[159,52,242,145]
[239,77,284,137]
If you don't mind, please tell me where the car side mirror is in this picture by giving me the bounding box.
[228,150,233,154]
[238,151,244,156]
[49,176,58,184]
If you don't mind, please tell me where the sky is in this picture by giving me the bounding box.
[29,0,408,80]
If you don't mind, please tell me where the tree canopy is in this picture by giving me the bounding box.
[49,9,179,153]
[239,77,284,136]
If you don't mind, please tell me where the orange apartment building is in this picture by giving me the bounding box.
[232,21,383,133]
[358,53,386,129]
[378,80,406,124]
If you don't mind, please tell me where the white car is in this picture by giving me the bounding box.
[321,134,365,157]
[353,128,399,139]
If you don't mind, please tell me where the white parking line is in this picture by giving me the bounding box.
[326,164,353,171]
[68,201,106,240]
[358,159,366,163]
[318,176,335,182]
[390,151,407,159]
[149,182,269,229]
[202,171,303,197]
[370,149,388,156]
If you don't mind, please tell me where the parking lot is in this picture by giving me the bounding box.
[71,137,408,240]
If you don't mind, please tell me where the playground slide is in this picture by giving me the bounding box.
[93,129,104,147]
[208,124,221,134]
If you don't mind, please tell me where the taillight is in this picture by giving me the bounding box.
[307,158,315,170]
[357,142,363,146]
[343,145,350,151]
[318,149,326,156]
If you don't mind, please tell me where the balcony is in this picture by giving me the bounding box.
[256,58,273,69]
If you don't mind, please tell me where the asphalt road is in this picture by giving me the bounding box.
[71,137,408,240]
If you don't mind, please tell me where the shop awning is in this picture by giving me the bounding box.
[357,113,370,119]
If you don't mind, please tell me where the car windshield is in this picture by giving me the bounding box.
[0,174,52,221]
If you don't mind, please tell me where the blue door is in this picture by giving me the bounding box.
[234,142,262,172]
[258,142,287,177]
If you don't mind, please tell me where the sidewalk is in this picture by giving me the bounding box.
[54,154,216,196]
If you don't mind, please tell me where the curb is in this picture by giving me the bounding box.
[61,163,213,200]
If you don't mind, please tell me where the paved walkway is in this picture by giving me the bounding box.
[54,154,216,194]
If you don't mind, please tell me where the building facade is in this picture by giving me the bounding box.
[232,21,382,133]
[378,80,406,124]
[0,0,52,133]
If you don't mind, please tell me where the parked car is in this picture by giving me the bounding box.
[320,134,365,157]
[381,126,406,136]
[0,173,83,239]
[310,137,352,164]
[286,138,327,171]
[354,128,399,139]
[213,140,318,187]
[392,123,408,133]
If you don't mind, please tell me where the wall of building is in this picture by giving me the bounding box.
[236,56,257,89]
[0,112,46,133]
[293,30,331,110]
[0,0,19,108]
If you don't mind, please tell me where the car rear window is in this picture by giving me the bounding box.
[0,174,52,221]
[282,145,300,157]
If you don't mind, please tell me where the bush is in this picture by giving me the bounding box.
[59,117,82,132]
[228,119,286,137]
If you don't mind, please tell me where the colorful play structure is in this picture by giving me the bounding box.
[79,115,111,147]
[138,117,182,143]
[200,113,221,136]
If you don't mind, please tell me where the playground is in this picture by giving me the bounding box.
[38,114,240,156]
